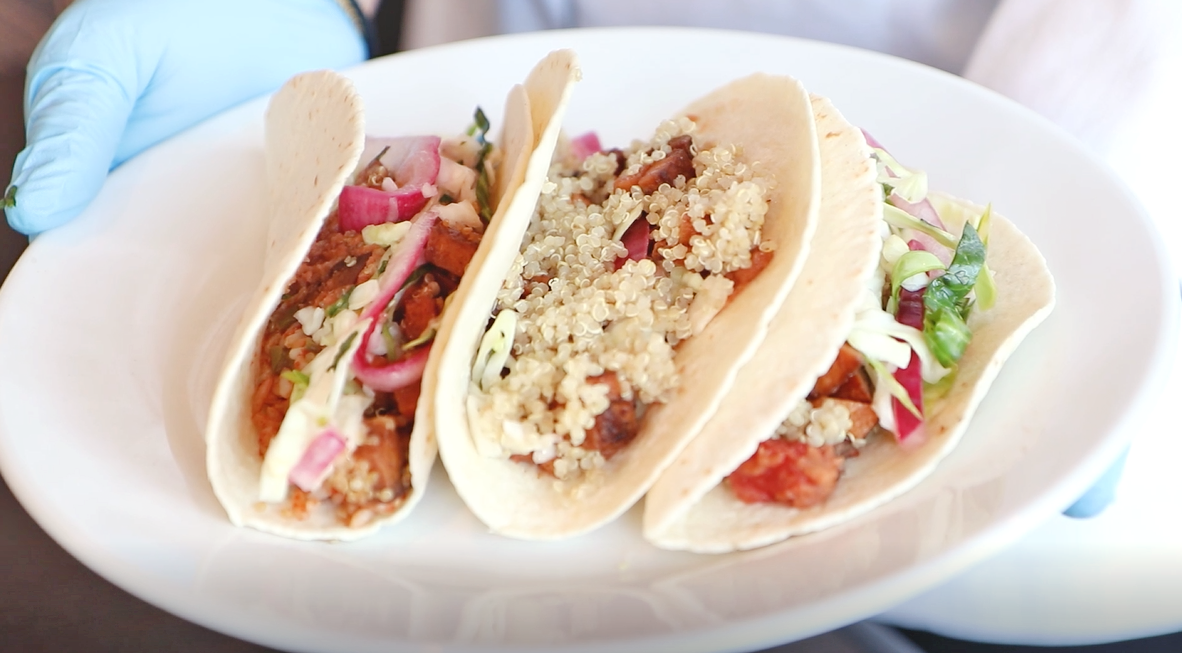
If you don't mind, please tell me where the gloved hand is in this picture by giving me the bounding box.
[4,0,369,236]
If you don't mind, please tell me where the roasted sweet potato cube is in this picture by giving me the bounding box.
[425,219,481,276]
[832,367,874,403]
[809,343,864,399]
[824,398,879,440]
[398,275,441,340]
[392,383,421,417]
[613,136,696,194]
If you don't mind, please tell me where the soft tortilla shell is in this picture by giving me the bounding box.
[434,73,820,540]
[206,71,373,540]
[644,97,1055,552]
[204,60,541,540]
[414,50,581,518]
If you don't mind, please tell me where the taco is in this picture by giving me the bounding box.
[204,52,579,541]
[433,73,821,539]
[643,94,1056,553]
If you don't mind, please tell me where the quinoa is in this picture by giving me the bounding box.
[775,398,867,449]
[472,117,774,480]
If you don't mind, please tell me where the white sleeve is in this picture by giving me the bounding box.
[965,0,1182,272]
[963,0,1181,153]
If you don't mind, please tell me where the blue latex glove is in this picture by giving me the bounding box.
[4,0,368,235]
[1062,446,1129,518]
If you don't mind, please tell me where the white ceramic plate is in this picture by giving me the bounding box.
[881,337,1182,646]
[0,29,1175,653]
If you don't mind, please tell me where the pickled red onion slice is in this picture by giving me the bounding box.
[351,343,431,392]
[363,135,442,186]
[890,191,946,230]
[860,128,885,151]
[615,217,649,270]
[363,211,438,322]
[338,185,428,231]
[289,428,346,491]
[351,211,439,391]
[891,288,927,445]
[570,131,602,162]
[861,128,947,232]
[339,136,443,232]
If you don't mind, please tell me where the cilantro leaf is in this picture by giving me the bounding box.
[922,223,985,367]
[468,107,494,224]
[330,332,358,370]
[325,287,354,317]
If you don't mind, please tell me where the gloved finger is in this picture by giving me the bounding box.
[6,0,366,236]
[109,0,367,166]
[1062,446,1130,518]
[7,67,133,236]
[6,3,155,236]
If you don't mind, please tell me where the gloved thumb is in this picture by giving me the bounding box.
[5,7,147,236]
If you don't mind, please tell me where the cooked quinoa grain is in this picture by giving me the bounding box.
[471,118,774,480]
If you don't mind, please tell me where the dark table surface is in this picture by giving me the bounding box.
[3,3,1182,652]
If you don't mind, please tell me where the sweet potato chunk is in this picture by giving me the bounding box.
[425,219,481,276]
[613,135,696,194]
[392,383,421,417]
[726,248,774,297]
[822,398,879,440]
[398,274,441,340]
[810,343,864,399]
[581,372,640,460]
[353,416,409,499]
[832,367,874,403]
[728,439,844,508]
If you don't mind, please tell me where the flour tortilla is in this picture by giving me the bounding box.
[205,52,574,541]
[434,73,821,540]
[644,95,1056,553]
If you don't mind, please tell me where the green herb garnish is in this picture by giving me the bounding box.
[330,331,358,370]
[269,346,290,374]
[439,193,455,205]
[370,145,391,167]
[923,223,985,367]
[400,265,429,291]
[271,306,299,331]
[357,146,391,186]
[468,107,494,224]
[402,326,436,351]
[382,323,400,359]
[475,161,492,223]
[280,369,309,385]
[280,369,310,403]
[469,107,490,136]
[325,287,354,317]
[2,185,16,209]
[971,205,997,311]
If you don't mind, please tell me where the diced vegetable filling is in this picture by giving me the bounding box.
[249,113,493,527]
[727,137,993,509]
